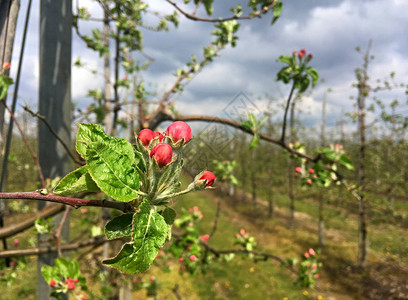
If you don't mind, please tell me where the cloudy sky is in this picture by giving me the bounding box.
[9,0,408,138]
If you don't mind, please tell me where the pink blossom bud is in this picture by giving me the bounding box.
[13,239,19,247]
[74,278,79,283]
[179,257,184,262]
[199,171,216,187]
[50,279,56,287]
[309,168,314,174]
[123,76,128,81]
[81,297,87,300]
[166,121,192,145]
[138,129,156,147]
[132,278,138,284]
[304,252,310,258]
[309,248,315,255]
[150,143,173,167]
[193,206,199,211]
[67,282,75,290]
[299,49,306,57]
[10,261,15,267]
[312,264,317,269]
[307,54,313,59]
[189,255,197,261]
[187,246,191,250]
[200,234,210,243]
[3,62,10,70]
[295,167,302,173]
[306,179,312,185]
[81,208,88,214]
[306,263,310,267]
[66,278,74,284]
[235,233,239,238]
[240,228,246,236]
[293,51,297,56]
[150,276,156,283]
[314,274,319,278]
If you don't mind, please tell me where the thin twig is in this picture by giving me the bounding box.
[280,82,296,144]
[0,236,106,258]
[55,206,71,257]
[209,197,220,238]
[0,192,134,212]
[2,102,46,188]
[165,0,277,23]
[23,106,84,165]
[0,204,65,239]
[201,241,297,274]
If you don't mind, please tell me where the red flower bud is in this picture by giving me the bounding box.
[150,143,173,167]
[295,167,302,173]
[13,239,19,247]
[307,54,313,59]
[10,261,15,267]
[189,255,197,261]
[304,252,310,258]
[179,257,184,262]
[306,179,312,185]
[309,248,315,255]
[50,279,56,287]
[299,49,306,56]
[3,62,10,70]
[308,168,314,174]
[166,121,192,145]
[67,282,75,290]
[81,208,88,214]
[200,171,215,187]
[200,234,210,243]
[138,129,156,147]
[240,228,246,236]
[74,278,79,283]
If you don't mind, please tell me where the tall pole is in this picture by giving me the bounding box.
[38,0,72,298]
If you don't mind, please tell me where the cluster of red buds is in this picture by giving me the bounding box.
[295,166,316,185]
[134,121,215,205]
[293,48,313,60]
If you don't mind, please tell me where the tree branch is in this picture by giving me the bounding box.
[0,192,134,212]
[165,0,277,23]
[23,106,84,165]
[201,241,296,274]
[0,204,65,239]
[0,236,106,258]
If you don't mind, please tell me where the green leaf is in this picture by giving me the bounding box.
[86,140,139,202]
[277,55,292,65]
[249,134,260,149]
[339,154,354,170]
[105,213,134,240]
[0,75,13,100]
[41,265,59,283]
[54,166,100,195]
[241,120,253,131]
[271,0,283,24]
[76,123,109,159]
[103,199,168,273]
[162,207,177,225]
[306,67,319,87]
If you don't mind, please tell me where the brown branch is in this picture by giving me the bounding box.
[0,236,106,258]
[166,0,277,23]
[201,241,296,274]
[163,113,317,162]
[55,206,71,257]
[2,102,46,188]
[0,204,65,239]
[0,192,134,212]
[23,106,84,165]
